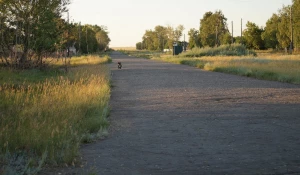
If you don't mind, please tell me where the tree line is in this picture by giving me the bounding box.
[0,0,110,68]
[189,0,300,51]
[138,0,299,52]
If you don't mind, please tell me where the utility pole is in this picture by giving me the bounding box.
[67,11,70,57]
[184,34,186,51]
[290,6,294,53]
[231,21,234,44]
[78,22,81,54]
[215,26,218,47]
[86,26,88,54]
[241,18,243,45]
[15,22,18,59]
[0,17,3,45]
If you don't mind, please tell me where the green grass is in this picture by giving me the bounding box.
[0,55,111,174]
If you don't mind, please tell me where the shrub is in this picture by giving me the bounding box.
[181,44,257,57]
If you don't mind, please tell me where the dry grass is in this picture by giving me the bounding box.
[46,54,112,67]
[152,54,300,84]
[111,47,136,51]
[0,55,111,173]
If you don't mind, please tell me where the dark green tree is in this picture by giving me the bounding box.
[136,42,142,50]
[199,11,230,47]
[262,14,280,49]
[188,28,201,49]
[292,0,300,50]
[243,21,265,49]
[277,6,292,51]
[0,0,70,67]
[141,25,184,51]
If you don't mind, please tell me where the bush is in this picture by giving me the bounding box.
[181,44,257,57]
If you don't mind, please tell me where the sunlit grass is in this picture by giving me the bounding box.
[46,54,112,67]
[0,55,111,173]
[152,54,300,84]
[111,47,136,51]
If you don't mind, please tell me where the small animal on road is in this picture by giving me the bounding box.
[118,62,122,69]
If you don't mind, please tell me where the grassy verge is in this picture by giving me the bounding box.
[119,49,300,84]
[180,44,257,57]
[118,50,163,59]
[152,54,300,84]
[0,55,111,174]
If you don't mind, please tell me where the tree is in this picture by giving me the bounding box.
[277,6,292,51]
[154,25,168,51]
[174,25,185,42]
[292,0,300,50]
[140,25,184,51]
[136,42,142,50]
[199,10,230,47]
[234,36,242,44]
[94,26,110,51]
[142,30,156,50]
[221,32,232,45]
[75,25,110,54]
[262,14,280,49]
[261,1,299,51]
[0,0,70,67]
[243,21,265,49]
[188,28,201,49]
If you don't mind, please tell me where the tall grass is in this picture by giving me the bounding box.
[152,55,300,84]
[0,55,111,173]
[47,54,112,67]
[181,44,257,57]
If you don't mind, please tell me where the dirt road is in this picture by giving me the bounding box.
[59,52,300,174]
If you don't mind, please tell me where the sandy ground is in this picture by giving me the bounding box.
[45,52,300,175]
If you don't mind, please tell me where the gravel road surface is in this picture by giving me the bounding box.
[52,52,300,175]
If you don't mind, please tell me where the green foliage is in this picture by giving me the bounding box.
[261,1,300,51]
[0,1,110,68]
[243,21,265,49]
[141,25,184,51]
[293,0,300,49]
[277,6,292,49]
[262,14,280,49]
[0,0,70,67]
[188,28,201,49]
[180,44,257,57]
[199,10,230,47]
[136,42,142,50]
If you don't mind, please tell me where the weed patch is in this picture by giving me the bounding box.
[0,55,111,174]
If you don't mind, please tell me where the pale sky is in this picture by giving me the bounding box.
[68,0,292,47]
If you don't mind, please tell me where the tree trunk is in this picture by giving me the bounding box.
[19,24,30,68]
